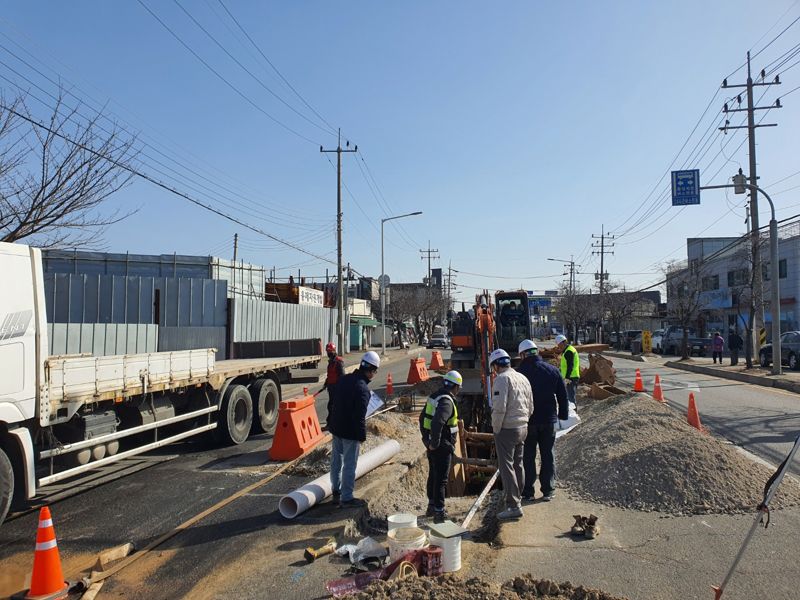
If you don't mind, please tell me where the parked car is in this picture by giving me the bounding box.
[427,334,449,349]
[622,330,643,350]
[661,325,710,357]
[759,331,800,370]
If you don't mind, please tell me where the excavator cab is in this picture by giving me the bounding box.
[495,290,532,363]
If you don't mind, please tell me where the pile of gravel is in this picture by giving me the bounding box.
[559,393,800,515]
[352,574,629,600]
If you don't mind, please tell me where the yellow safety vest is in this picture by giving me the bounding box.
[422,393,459,435]
[560,345,580,379]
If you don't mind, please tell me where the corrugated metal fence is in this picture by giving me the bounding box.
[231,298,345,347]
[48,323,158,356]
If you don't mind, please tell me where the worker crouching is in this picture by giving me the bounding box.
[419,370,463,523]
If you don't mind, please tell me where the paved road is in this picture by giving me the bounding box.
[606,354,800,474]
[0,348,429,597]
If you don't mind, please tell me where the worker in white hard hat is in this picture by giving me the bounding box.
[328,351,380,508]
[419,370,462,523]
[555,334,580,410]
[517,339,569,501]
[488,348,533,520]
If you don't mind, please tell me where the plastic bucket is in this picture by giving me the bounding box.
[387,527,427,562]
[428,532,461,572]
[387,513,418,532]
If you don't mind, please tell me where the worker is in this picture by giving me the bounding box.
[517,339,569,502]
[728,329,743,366]
[555,334,580,410]
[489,348,534,520]
[320,342,345,427]
[327,351,380,508]
[419,370,463,523]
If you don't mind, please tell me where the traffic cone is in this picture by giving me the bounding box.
[25,506,68,600]
[634,368,645,392]
[652,375,665,403]
[687,392,706,433]
[386,372,394,396]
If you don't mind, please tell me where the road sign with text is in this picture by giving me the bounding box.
[671,169,701,206]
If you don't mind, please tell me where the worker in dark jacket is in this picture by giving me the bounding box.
[328,351,380,508]
[320,342,345,426]
[419,370,462,523]
[517,340,569,501]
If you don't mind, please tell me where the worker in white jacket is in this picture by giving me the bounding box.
[489,348,534,520]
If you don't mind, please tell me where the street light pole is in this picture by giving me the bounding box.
[381,211,423,356]
[701,176,781,374]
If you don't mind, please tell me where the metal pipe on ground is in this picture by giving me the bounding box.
[278,440,401,519]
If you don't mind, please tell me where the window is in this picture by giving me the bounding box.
[780,258,787,279]
[701,275,719,291]
[763,259,788,280]
[728,269,748,287]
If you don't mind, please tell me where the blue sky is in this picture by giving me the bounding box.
[3,1,799,303]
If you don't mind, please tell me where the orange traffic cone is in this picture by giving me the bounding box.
[634,368,645,392]
[687,392,706,433]
[652,375,665,402]
[386,372,394,396]
[26,506,68,600]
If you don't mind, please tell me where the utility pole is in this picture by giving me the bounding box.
[321,129,357,353]
[419,241,440,286]
[232,233,238,297]
[547,256,580,341]
[592,225,615,343]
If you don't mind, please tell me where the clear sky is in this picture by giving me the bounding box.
[2,1,799,303]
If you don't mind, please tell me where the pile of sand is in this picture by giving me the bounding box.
[559,393,800,515]
[351,574,629,600]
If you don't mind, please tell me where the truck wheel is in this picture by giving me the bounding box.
[250,379,280,435]
[0,447,13,526]
[216,385,253,445]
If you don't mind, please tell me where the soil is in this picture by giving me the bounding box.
[559,392,800,515]
[410,376,444,397]
[351,574,629,600]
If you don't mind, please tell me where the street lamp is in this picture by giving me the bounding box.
[381,211,423,356]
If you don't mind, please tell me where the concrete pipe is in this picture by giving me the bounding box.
[279,439,401,519]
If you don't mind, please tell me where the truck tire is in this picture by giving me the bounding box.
[0,447,13,526]
[216,384,253,445]
[250,378,280,435]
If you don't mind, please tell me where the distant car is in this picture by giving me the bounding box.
[760,331,800,370]
[427,334,449,349]
[622,330,643,350]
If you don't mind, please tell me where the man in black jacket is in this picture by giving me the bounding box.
[517,340,569,501]
[419,370,462,523]
[728,329,744,366]
[328,351,380,507]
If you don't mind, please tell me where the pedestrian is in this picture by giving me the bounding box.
[728,329,743,366]
[712,331,724,364]
[489,348,534,520]
[327,351,380,508]
[419,370,462,523]
[555,334,580,410]
[517,340,569,502]
[320,342,345,427]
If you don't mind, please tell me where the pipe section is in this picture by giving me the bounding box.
[279,439,400,519]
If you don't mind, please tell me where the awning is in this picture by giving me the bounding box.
[351,316,380,327]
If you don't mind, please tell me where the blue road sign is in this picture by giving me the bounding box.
[671,169,700,206]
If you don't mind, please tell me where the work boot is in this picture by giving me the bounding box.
[332,490,341,502]
[570,515,585,536]
[425,505,436,518]
[433,510,448,524]
[541,491,555,502]
[497,506,523,520]
[584,514,600,539]
[338,497,367,509]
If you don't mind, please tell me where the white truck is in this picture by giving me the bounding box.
[0,242,321,525]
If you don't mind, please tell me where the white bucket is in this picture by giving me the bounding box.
[428,532,462,572]
[387,526,427,562]
[387,513,418,532]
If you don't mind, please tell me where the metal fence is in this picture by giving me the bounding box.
[231,298,345,348]
[158,326,227,360]
[48,323,158,356]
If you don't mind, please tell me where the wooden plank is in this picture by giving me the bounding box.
[447,420,467,496]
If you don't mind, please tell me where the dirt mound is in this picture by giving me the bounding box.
[411,376,444,396]
[351,574,628,600]
[559,393,800,515]
[367,411,416,440]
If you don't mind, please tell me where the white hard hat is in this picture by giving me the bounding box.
[554,334,568,345]
[361,351,380,369]
[443,370,463,386]
[489,348,511,367]
[518,339,538,355]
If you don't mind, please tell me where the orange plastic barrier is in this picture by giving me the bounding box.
[25,506,68,600]
[429,351,445,371]
[406,358,430,385]
[386,372,394,396]
[633,368,645,392]
[269,395,324,461]
[687,392,706,433]
[652,374,665,402]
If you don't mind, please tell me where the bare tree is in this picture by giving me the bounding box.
[0,90,138,248]
[664,260,707,359]
[605,282,641,348]
[555,283,595,342]
[386,285,447,341]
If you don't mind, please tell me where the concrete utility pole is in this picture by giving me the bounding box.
[321,129,357,353]
[419,241,440,286]
[592,226,615,343]
[232,233,238,296]
[721,52,781,358]
[548,256,581,340]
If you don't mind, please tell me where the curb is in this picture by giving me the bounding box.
[601,350,648,363]
[665,360,800,394]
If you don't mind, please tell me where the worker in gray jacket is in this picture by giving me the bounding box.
[489,348,534,520]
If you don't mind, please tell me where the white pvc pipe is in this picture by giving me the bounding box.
[279,439,401,519]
